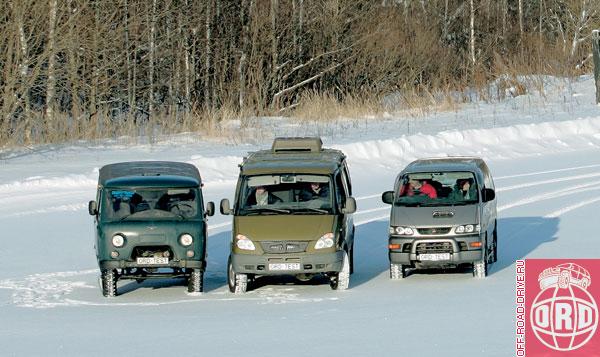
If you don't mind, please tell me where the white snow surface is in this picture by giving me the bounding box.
[1,75,600,356]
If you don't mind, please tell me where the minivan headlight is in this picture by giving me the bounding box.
[179,233,193,246]
[389,226,414,236]
[235,234,256,251]
[112,234,125,248]
[455,224,480,234]
[315,233,335,249]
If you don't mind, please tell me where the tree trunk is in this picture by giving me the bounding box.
[470,0,476,65]
[45,0,58,135]
[518,0,524,39]
[270,0,279,109]
[205,0,213,110]
[238,0,251,110]
[148,0,158,117]
[124,0,134,120]
[67,0,80,137]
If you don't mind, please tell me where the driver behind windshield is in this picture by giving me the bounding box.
[246,185,282,206]
[450,178,477,201]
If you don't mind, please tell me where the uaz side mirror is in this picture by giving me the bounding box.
[205,201,215,217]
[88,200,98,216]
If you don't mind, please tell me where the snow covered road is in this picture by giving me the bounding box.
[1,112,600,355]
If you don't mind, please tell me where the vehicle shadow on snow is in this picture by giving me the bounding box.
[349,216,559,285]
[492,216,559,275]
[350,220,390,289]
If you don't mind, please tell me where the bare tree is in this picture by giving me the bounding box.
[470,0,476,65]
[45,0,58,130]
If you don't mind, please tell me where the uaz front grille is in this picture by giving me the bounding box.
[417,227,451,235]
[260,241,309,254]
[415,242,453,254]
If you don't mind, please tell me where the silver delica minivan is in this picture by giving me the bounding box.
[381,157,497,279]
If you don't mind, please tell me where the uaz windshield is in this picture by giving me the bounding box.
[102,188,200,220]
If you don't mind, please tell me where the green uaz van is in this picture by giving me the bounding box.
[89,161,215,297]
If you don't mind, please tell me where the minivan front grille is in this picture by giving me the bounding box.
[417,227,451,235]
[260,241,308,254]
[415,242,453,254]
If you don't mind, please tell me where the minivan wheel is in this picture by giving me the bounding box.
[473,237,488,278]
[390,263,406,280]
[492,226,498,263]
[227,256,248,294]
[349,244,355,275]
[187,269,204,293]
[101,269,117,297]
[330,251,350,290]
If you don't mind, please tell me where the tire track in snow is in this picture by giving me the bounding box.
[0,269,338,308]
[544,196,600,218]
[498,180,600,212]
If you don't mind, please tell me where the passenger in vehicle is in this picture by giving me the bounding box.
[451,178,477,201]
[299,182,329,201]
[246,186,282,206]
[401,179,438,199]
[130,192,150,212]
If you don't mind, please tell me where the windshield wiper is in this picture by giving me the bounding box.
[245,207,291,214]
[292,207,329,214]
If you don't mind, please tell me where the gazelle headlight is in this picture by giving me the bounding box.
[389,226,414,236]
[235,234,255,251]
[315,233,335,249]
[112,234,125,248]
[179,233,193,246]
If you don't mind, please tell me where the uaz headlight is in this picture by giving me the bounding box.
[179,233,193,246]
[112,234,125,248]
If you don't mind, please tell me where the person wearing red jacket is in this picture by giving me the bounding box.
[401,179,438,199]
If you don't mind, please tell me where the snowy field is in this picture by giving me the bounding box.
[1,76,600,356]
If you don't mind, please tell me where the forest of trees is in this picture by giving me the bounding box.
[0,0,598,146]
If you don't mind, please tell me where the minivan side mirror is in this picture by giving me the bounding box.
[482,188,496,202]
[205,201,215,217]
[88,200,98,216]
[341,197,357,214]
[382,191,394,205]
[220,199,231,215]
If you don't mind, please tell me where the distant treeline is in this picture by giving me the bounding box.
[1,0,598,145]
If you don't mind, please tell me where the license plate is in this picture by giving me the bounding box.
[268,263,301,271]
[136,257,169,265]
[419,253,451,261]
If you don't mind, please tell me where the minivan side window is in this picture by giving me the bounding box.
[481,163,495,190]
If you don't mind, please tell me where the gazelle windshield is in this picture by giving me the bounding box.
[238,174,334,215]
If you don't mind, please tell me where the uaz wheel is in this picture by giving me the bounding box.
[187,269,204,293]
[101,269,118,297]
